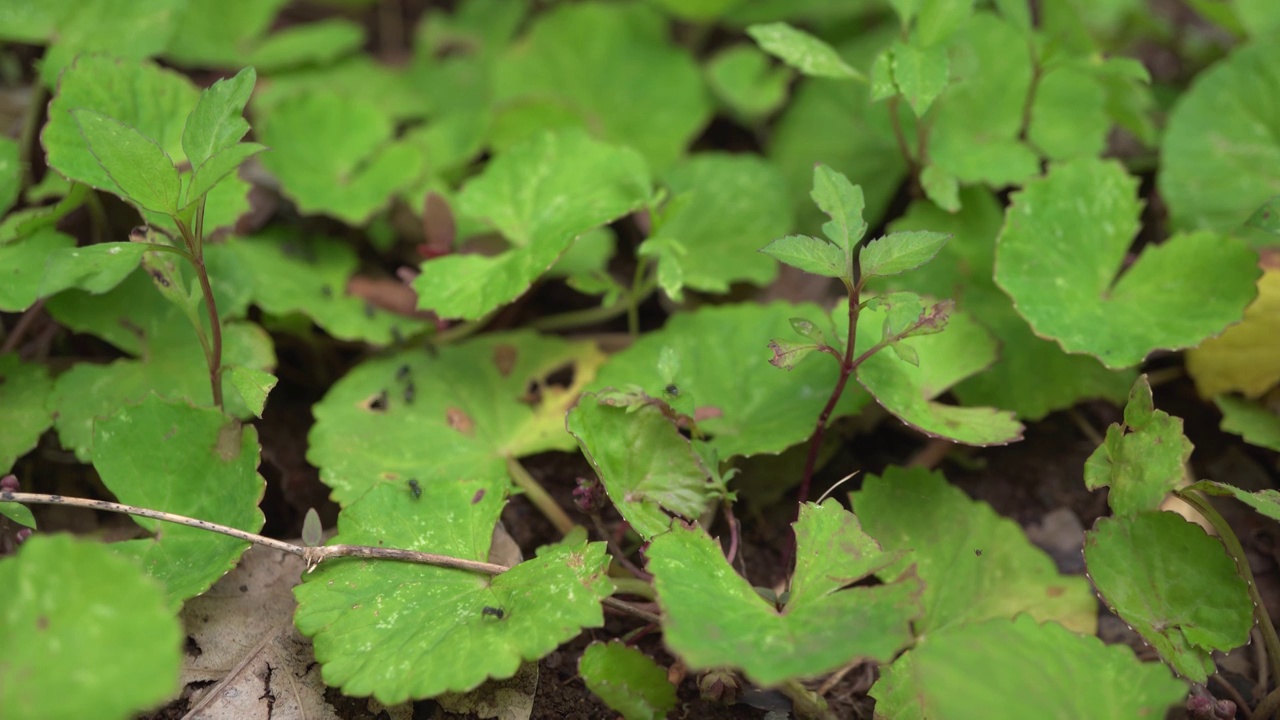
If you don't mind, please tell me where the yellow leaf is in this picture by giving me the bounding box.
[1188,252,1280,398]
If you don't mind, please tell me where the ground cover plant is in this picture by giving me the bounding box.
[2,0,1280,718]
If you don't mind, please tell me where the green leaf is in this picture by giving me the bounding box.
[415,130,650,320]
[1191,480,1280,523]
[72,110,180,215]
[579,642,677,720]
[567,394,721,541]
[871,615,1186,719]
[309,332,604,506]
[44,57,197,195]
[92,395,265,608]
[852,300,1025,445]
[1159,39,1280,233]
[648,501,921,685]
[0,182,89,244]
[0,137,19,216]
[915,0,977,46]
[1215,395,1280,451]
[226,229,431,345]
[0,354,54,475]
[226,365,277,418]
[592,303,868,459]
[890,40,949,116]
[161,0,287,67]
[997,158,1261,369]
[925,14,1038,192]
[870,189,1133,419]
[852,467,1096,635]
[181,67,256,169]
[1028,64,1110,160]
[256,91,423,224]
[294,478,612,702]
[705,44,791,120]
[811,164,867,253]
[768,339,824,370]
[31,0,185,86]
[1084,512,1254,682]
[246,19,365,72]
[491,2,710,172]
[0,230,77,311]
[859,230,949,279]
[1084,376,1193,516]
[759,234,846,278]
[647,154,794,293]
[0,534,182,720]
[36,242,151,299]
[183,142,265,207]
[47,267,274,460]
[770,29,907,231]
[746,22,864,80]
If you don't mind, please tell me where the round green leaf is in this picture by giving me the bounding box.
[294,478,612,703]
[852,467,1096,635]
[1084,512,1254,682]
[705,44,790,120]
[648,501,921,685]
[491,2,710,172]
[996,157,1261,369]
[579,642,677,720]
[0,534,182,720]
[1160,39,1280,233]
[92,395,265,608]
[591,302,868,459]
[308,331,605,506]
[0,353,53,475]
[872,615,1186,720]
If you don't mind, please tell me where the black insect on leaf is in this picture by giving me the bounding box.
[407,479,422,500]
[363,301,376,318]
[396,364,411,381]
[403,381,415,405]
[664,383,680,398]
[481,606,505,620]
[320,284,333,298]
[369,390,389,412]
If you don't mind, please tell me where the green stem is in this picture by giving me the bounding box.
[627,258,649,337]
[1176,489,1280,690]
[433,310,495,345]
[529,276,658,333]
[610,576,656,601]
[1255,685,1280,719]
[176,204,224,412]
[777,679,834,720]
[16,83,48,191]
[505,456,576,536]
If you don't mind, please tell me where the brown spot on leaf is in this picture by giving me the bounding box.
[471,489,486,504]
[694,406,724,422]
[493,345,517,376]
[1046,585,1065,597]
[215,421,243,461]
[36,615,49,630]
[447,407,474,435]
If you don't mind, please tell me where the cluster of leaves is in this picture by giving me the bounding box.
[1,0,1280,719]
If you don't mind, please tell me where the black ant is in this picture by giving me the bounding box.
[407,479,422,499]
[481,606,505,620]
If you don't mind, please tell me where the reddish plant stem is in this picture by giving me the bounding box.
[0,298,46,354]
[178,206,224,412]
[796,295,859,505]
[723,502,741,565]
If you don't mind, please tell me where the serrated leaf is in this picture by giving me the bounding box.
[859,230,949,279]
[225,229,431,345]
[226,365,276,418]
[256,91,423,224]
[92,395,265,609]
[183,142,265,208]
[73,110,180,215]
[580,642,676,720]
[567,394,720,540]
[811,164,867,253]
[181,66,256,169]
[1084,376,1193,516]
[1187,262,1280,398]
[768,339,823,370]
[1215,395,1280,451]
[592,303,868,459]
[997,158,1261,369]
[647,154,794,293]
[746,22,863,80]
[309,332,604,506]
[415,130,650,320]
[1084,512,1253,682]
[759,234,846,278]
[491,2,709,172]
[0,353,53,475]
[0,535,182,720]
[871,615,1186,719]
[47,267,274,460]
[890,40,949,116]
[30,0,185,86]
[294,478,612,702]
[869,188,1134,420]
[852,467,1096,635]
[1191,480,1280,523]
[850,300,1024,445]
[705,44,791,120]
[649,501,920,685]
[35,241,151,300]
[1159,39,1280,233]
